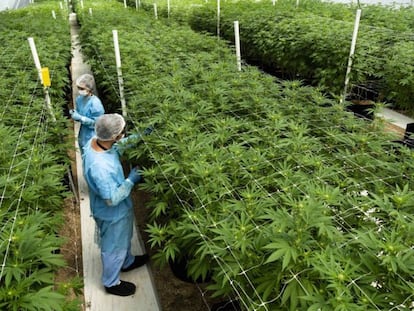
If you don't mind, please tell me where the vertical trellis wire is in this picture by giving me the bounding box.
[83,2,414,310]
[0,75,48,280]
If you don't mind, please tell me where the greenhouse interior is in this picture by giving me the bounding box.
[3,0,414,310]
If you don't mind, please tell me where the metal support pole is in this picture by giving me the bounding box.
[28,37,78,202]
[217,0,220,38]
[28,37,56,122]
[153,3,158,19]
[112,30,127,117]
[341,9,362,104]
[234,21,241,71]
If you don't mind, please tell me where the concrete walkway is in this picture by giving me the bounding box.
[377,107,414,132]
[69,12,161,311]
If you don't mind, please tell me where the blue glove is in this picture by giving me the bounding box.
[127,167,142,184]
[70,109,83,121]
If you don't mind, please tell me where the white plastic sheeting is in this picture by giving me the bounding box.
[327,0,412,5]
[0,0,31,11]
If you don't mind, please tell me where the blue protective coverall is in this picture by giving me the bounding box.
[82,138,136,287]
[76,95,104,150]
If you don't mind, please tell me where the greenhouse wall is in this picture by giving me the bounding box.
[329,0,412,4]
[0,0,30,11]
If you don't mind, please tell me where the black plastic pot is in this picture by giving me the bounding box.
[346,103,375,120]
[211,299,241,311]
[392,122,414,149]
[169,256,212,283]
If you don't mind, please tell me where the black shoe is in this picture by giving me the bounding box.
[105,280,136,296]
[121,254,149,272]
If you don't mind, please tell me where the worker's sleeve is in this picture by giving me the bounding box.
[79,115,96,127]
[88,161,135,207]
[82,96,105,128]
[105,179,135,206]
[116,134,143,154]
[117,126,153,153]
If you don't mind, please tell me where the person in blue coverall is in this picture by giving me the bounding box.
[82,113,151,296]
[70,73,105,152]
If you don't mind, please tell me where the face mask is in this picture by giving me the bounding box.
[115,133,125,142]
[78,90,89,96]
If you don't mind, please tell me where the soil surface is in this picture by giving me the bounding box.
[132,190,214,311]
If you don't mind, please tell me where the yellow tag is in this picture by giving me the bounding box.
[41,67,51,87]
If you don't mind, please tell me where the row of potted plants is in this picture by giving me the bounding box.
[77,1,414,310]
[0,2,81,310]
[132,0,414,113]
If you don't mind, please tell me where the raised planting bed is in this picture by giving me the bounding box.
[185,0,414,113]
[0,2,82,310]
[77,1,414,310]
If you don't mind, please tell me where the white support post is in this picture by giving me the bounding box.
[52,10,56,19]
[112,30,127,117]
[167,0,171,18]
[136,0,139,10]
[80,0,83,8]
[341,9,362,104]
[59,2,63,9]
[153,3,158,19]
[88,8,92,15]
[234,21,241,71]
[217,0,220,38]
[272,0,276,5]
[124,0,127,8]
[28,38,42,86]
[296,0,299,7]
[27,37,56,122]
[28,37,78,204]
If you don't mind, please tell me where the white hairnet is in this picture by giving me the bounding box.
[95,114,126,141]
[76,73,95,91]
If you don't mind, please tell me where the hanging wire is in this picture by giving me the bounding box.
[0,77,49,280]
[125,93,412,309]
[81,2,414,309]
